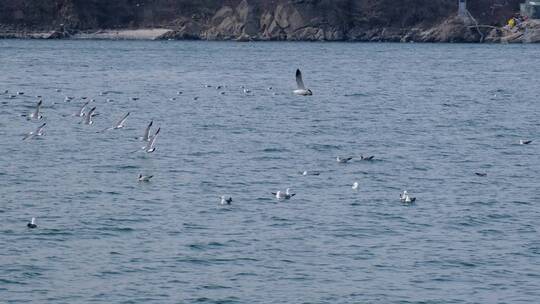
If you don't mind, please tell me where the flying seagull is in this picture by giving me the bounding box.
[138,120,153,141]
[98,112,130,132]
[22,123,46,140]
[27,100,43,120]
[293,69,313,96]
[75,101,90,117]
[134,127,161,153]
[82,107,97,125]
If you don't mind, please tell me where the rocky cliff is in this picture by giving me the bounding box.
[0,0,530,42]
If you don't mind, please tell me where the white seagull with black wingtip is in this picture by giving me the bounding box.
[293,69,313,96]
[138,120,153,141]
[75,100,90,117]
[99,112,130,133]
[272,188,296,200]
[220,196,232,205]
[27,100,43,120]
[138,174,153,182]
[82,107,97,125]
[400,191,416,204]
[138,127,160,153]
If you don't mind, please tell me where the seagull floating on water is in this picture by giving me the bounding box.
[336,156,353,163]
[400,191,416,203]
[293,69,313,96]
[475,172,487,177]
[17,91,24,95]
[360,155,375,161]
[352,182,359,190]
[23,123,46,140]
[272,188,296,200]
[27,217,37,229]
[99,112,130,132]
[519,139,533,145]
[220,196,232,205]
[138,174,153,182]
[300,170,320,176]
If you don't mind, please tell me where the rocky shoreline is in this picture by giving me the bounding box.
[1,0,539,43]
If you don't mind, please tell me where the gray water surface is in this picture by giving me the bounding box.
[1,40,539,303]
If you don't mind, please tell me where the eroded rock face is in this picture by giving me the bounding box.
[0,0,531,42]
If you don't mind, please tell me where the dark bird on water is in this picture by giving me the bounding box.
[27,217,37,229]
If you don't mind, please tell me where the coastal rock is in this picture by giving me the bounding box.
[521,20,540,43]
[419,16,482,42]
[0,0,534,43]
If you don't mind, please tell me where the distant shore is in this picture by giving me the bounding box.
[1,21,540,43]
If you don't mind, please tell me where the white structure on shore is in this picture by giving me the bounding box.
[458,0,468,18]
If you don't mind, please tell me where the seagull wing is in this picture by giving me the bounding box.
[32,100,42,118]
[36,123,46,134]
[149,127,160,149]
[85,107,96,124]
[143,120,153,141]
[78,101,89,116]
[296,69,305,90]
[116,112,130,127]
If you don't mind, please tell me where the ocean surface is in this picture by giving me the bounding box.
[0,40,539,303]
